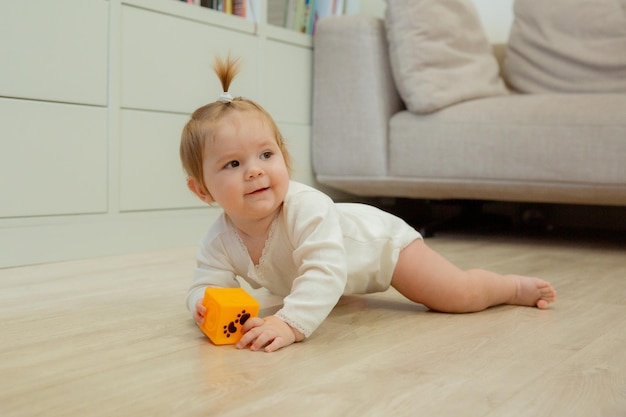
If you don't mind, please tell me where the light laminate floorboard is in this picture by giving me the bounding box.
[1,230,625,416]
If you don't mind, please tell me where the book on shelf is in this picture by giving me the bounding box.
[200,0,260,22]
[282,0,344,34]
[182,0,345,31]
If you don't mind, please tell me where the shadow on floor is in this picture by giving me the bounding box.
[364,198,626,249]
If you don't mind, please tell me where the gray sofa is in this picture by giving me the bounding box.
[312,15,626,207]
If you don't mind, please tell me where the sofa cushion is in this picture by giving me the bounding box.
[388,94,626,189]
[384,0,507,114]
[504,0,626,93]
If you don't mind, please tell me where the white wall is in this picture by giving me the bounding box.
[348,0,515,42]
[345,0,386,17]
[470,0,514,42]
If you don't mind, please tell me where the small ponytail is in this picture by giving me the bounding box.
[213,54,240,102]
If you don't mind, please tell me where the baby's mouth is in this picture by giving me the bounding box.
[247,187,269,195]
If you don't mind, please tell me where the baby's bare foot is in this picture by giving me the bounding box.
[510,275,557,309]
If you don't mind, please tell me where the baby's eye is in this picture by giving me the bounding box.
[224,160,239,169]
[260,151,273,160]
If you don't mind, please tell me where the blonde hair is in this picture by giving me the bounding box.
[180,55,292,195]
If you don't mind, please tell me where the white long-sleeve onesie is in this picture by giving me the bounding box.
[186,181,421,338]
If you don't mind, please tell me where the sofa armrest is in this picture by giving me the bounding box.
[313,15,403,179]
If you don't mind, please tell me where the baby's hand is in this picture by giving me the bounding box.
[194,299,206,325]
[236,315,304,353]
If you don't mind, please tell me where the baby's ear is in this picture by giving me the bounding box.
[187,177,214,204]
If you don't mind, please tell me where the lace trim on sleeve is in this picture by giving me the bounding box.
[274,311,311,339]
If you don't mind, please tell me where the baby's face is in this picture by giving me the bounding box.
[201,110,290,224]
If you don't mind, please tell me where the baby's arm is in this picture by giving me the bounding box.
[186,218,244,319]
[253,188,348,347]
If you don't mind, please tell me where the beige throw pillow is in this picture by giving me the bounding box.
[385,0,507,114]
[504,0,626,93]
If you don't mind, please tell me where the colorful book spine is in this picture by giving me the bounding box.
[233,0,260,21]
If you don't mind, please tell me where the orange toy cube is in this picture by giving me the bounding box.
[199,287,260,345]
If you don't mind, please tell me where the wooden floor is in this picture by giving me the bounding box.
[1,229,625,417]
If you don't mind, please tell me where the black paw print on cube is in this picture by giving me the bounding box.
[222,310,252,338]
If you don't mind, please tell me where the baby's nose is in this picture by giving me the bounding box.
[246,166,264,179]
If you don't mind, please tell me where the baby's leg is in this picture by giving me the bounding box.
[391,239,556,313]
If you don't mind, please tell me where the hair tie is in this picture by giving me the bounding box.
[218,92,233,103]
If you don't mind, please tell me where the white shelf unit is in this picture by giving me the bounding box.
[0,0,314,268]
